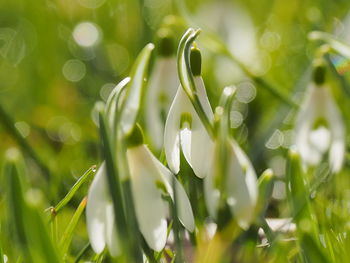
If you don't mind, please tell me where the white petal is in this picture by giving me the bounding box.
[194,77,214,121]
[106,77,130,130]
[149,149,195,232]
[294,84,331,166]
[86,164,108,254]
[227,141,258,229]
[164,86,191,174]
[265,218,296,233]
[120,44,154,134]
[309,126,330,154]
[105,203,120,257]
[187,77,214,178]
[294,84,346,172]
[127,146,168,251]
[165,78,214,177]
[190,115,214,178]
[195,2,261,72]
[294,86,318,166]
[180,127,192,165]
[146,58,178,150]
[329,139,345,173]
[323,86,346,172]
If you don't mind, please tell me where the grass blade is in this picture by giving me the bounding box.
[54,165,96,213]
[98,112,129,255]
[4,151,61,263]
[301,233,331,263]
[59,197,87,258]
[177,28,215,138]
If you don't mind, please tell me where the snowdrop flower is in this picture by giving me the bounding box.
[204,139,258,230]
[126,125,195,251]
[86,163,120,257]
[146,30,178,150]
[294,63,345,173]
[164,47,214,178]
[194,1,264,84]
[87,125,195,254]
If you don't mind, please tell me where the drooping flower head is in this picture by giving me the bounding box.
[86,163,120,257]
[202,87,258,230]
[204,139,258,230]
[126,125,195,251]
[294,61,345,173]
[164,46,214,178]
[86,125,195,254]
[194,1,263,84]
[146,29,178,150]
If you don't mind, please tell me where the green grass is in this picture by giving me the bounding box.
[1,0,350,262]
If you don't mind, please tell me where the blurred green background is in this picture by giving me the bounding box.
[1,0,350,197]
[1,0,350,259]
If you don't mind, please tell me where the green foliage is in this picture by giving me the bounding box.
[1,0,350,262]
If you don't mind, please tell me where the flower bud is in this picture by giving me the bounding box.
[312,60,326,85]
[126,123,144,148]
[190,46,202,76]
[157,29,175,57]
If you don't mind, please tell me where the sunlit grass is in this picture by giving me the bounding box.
[1,0,350,262]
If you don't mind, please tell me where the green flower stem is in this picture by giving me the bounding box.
[99,112,129,255]
[122,177,143,262]
[110,46,155,261]
[171,176,184,263]
[177,28,215,139]
[324,53,350,96]
[0,104,51,181]
[50,210,58,244]
[255,169,275,218]
[119,43,154,136]
[260,218,275,244]
[309,31,350,59]
[214,88,236,211]
[286,151,312,224]
[105,77,129,138]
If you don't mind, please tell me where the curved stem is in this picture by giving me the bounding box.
[177,28,215,139]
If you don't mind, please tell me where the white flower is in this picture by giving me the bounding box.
[127,143,195,251]
[204,140,258,230]
[194,1,264,84]
[146,56,178,150]
[164,76,214,178]
[86,163,120,257]
[294,83,345,173]
[86,145,195,254]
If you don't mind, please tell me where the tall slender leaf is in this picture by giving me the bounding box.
[120,43,155,135]
[54,165,96,213]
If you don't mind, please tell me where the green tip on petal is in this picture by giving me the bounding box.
[157,29,175,57]
[180,112,192,129]
[126,123,144,148]
[288,147,301,162]
[312,60,326,85]
[190,45,202,76]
